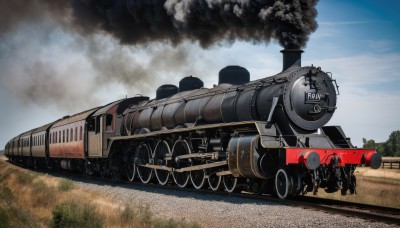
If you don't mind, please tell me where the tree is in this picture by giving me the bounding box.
[362,138,376,149]
[362,130,400,157]
[386,130,400,156]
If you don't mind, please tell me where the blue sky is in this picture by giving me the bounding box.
[0,1,399,149]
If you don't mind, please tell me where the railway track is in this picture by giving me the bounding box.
[29,163,399,226]
[285,195,400,225]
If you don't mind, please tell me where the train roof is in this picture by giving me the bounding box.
[96,96,150,115]
[20,129,36,138]
[52,107,100,128]
[11,135,21,142]
[92,100,122,116]
[32,121,58,134]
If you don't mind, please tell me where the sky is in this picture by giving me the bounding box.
[0,0,399,149]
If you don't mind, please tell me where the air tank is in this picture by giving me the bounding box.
[156,84,179,99]
[218,66,250,85]
[179,76,204,92]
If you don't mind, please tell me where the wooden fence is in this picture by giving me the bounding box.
[381,157,400,169]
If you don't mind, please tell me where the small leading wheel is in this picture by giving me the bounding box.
[126,150,136,182]
[274,168,293,199]
[207,168,222,191]
[172,140,191,188]
[136,144,153,184]
[153,140,171,185]
[190,168,206,189]
[223,175,240,193]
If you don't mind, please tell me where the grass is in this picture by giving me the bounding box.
[0,158,201,228]
[57,179,74,192]
[52,200,103,228]
[16,171,37,185]
[312,166,400,208]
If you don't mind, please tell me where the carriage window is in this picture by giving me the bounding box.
[75,127,77,141]
[106,114,113,132]
[88,117,95,132]
[70,128,73,142]
[59,131,61,143]
[80,126,83,140]
[67,129,69,142]
[63,130,65,143]
[96,116,101,133]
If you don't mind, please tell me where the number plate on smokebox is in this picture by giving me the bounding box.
[305,92,326,103]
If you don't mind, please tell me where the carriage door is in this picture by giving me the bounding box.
[88,115,102,157]
[102,114,114,157]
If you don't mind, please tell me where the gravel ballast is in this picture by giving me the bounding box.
[74,179,396,227]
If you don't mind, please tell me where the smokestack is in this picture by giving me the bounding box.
[281,49,304,71]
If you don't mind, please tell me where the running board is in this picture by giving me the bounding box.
[164,152,221,160]
[141,161,227,172]
[216,170,232,176]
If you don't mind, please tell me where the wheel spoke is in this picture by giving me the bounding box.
[172,140,191,188]
[190,169,206,189]
[223,175,239,193]
[136,144,153,184]
[207,168,222,191]
[126,151,136,182]
[153,141,171,185]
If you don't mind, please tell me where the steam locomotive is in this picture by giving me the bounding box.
[4,49,381,199]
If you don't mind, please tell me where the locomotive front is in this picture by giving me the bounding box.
[227,50,381,198]
[264,50,339,133]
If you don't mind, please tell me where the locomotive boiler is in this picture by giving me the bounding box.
[4,49,381,199]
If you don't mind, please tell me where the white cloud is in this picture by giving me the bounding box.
[364,39,398,52]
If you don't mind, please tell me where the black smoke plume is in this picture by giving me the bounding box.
[70,0,319,48]
[0,0,319,113]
